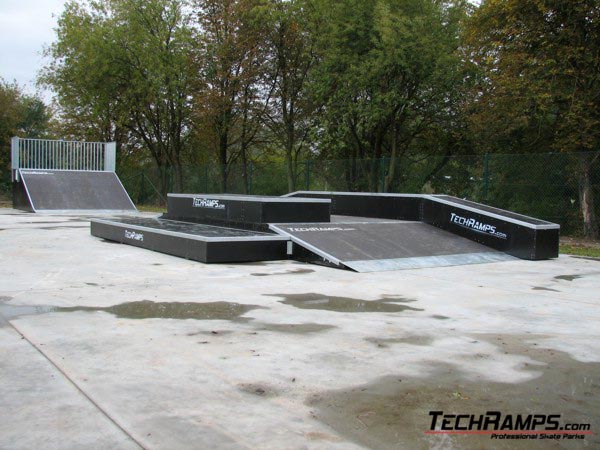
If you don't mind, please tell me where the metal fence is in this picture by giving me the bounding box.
[10,137,116,181]
[118,151,599,236]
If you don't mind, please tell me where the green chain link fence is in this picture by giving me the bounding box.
[117,151,599,236]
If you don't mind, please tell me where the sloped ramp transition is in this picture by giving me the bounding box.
[269,218,514,272]
[14,169,136,213]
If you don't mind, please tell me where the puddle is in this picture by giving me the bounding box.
[365,336,433,348]
[251,268,315,277]
[431,315,450,320]
[0,300,265,321]
[554,274,583,281]
[238,383,280,397]
[269,293,422,313]
[39,226,89,230]
[532,286,560,292]
[255,323,336,334]
[187,329,235,337]
[308,334,600,449]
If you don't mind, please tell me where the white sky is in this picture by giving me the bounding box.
[0,0,67,101]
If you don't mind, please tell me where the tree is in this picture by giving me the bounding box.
[0,80,50,186]
[310,0,469,192]
[193,0,270,193]
[261,0,317,192]
[42,0,195,193]
[464,0,600,238]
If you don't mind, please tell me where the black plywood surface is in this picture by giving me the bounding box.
[273,221,495,262]
[20,170,136,211]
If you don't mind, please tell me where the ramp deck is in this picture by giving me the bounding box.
[15,169,136,213]
[91,217,288,263]
[270,219,514,272]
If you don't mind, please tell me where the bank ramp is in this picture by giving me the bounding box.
[14,169,136,213]
[270,217,513,272]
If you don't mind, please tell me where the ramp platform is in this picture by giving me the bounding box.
[14,169,136,213]
[91,217,288,263]
[90,191,559,270]
[163,193,330,231]
[270,219,514,272]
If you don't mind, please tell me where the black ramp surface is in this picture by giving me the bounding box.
[20,170,136,212]
[270,221,515,272]
[91,217,288,263]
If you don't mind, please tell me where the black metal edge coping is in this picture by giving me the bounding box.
[168,193,331,203]
[91,218,290,243]
[425,195,558,229]
[286,190,559,230]
[284,190,423,199]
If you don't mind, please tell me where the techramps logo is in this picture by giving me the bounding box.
[193,197,226,210]
[450,212,508,240]
[426,411,593,442]
[124,230,144,242]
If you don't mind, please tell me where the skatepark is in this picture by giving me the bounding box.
[1,138,598,449]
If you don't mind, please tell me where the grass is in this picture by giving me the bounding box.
[559,245,600,258]
[136,204,166,213]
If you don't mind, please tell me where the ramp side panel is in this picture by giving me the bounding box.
[422,197,559,260]
[91,218,288,263]
[12,180,34,212]
[19,170,136,212]
[271,222,504,270]
[285,191,422,220]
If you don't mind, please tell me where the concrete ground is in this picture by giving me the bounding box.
[0,209,598,450]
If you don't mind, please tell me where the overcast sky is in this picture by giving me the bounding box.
[0,0,67,100]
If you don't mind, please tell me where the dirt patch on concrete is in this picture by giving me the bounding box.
[307,334,600,449]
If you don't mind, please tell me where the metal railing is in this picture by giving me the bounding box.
[11,137,116,181]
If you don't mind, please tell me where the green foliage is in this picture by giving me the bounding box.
[0,79,50,191]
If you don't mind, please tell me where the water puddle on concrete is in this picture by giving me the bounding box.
[269,293,422,313]
[431,315,450,320]
[365,336,433,348]
[532,286,561,292]
[307,334,600,450]
[0,300,264,321]
[554,274,583,281]
[254,323,336,334]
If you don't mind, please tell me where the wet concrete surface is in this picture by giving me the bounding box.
[0,300,264,321]
[308,334,600,449]
[272,293,423,313]
[0,209,599,449]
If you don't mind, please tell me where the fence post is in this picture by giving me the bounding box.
[483,153,490,201]
[380,157,387,193]
[305,160,311,191]
[249,162,253,194]
[139,172,146,204]
[11,137,19,182]
[104,142,116,172]
[204,165,208,193]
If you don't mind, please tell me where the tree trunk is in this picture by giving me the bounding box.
[384,124,399,192]
[219,132,228,193]
[578,153,599,239]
